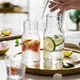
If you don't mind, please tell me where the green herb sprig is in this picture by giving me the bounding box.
[15,39,21,47]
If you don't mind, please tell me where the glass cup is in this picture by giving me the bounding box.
[5,56,26,80]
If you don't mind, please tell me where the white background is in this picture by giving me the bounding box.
[0,0,77,35]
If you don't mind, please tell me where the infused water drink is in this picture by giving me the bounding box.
[7,62,25,80]
[5,56,25,80]
[44,34,64,69]
[22,21,40,66]
[22,39,40,65]
[44,14,64,69]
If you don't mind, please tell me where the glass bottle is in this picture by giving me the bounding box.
[44,14,64,69]
[22,20,40,66]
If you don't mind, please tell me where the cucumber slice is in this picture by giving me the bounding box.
[44,37,55,52]
[53,34,64,46]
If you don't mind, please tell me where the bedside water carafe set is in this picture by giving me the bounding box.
[22,0,64,69]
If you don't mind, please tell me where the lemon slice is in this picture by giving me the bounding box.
[2,29,11,36]
[64,50,72,57]
[53,34,64,46]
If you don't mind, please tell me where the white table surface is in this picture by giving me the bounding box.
[0,57,80,80]
[0,31,80,80]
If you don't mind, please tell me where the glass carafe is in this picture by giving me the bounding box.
[22,20,40,66]
[44,14,64,69]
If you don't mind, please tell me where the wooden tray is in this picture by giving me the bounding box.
[25,43,80,75]
[0,35,22,41]
[26,64,80,76]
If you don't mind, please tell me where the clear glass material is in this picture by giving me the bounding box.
[44,14,64,69]
[42,0,60,18]
[5,56,26,80]
[22,20,40,66]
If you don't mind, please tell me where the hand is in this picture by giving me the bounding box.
[49,0,80,14]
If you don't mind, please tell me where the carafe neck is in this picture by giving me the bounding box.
[23,20,38,34]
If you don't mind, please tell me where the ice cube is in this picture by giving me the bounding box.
[53,73,62,80]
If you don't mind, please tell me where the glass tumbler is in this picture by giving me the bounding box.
[5,56,26,80]
[44,14,64,69]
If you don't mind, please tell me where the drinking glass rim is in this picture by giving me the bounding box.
[5,56,23,62]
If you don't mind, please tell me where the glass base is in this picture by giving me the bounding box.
[23,60,40,67]
[44,58,63,69]
[7,76,24,80]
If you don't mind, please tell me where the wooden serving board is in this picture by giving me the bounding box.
[0,35,22,41]
[25,43,80,75]
[26,54,80,75]
[26,64,80,76]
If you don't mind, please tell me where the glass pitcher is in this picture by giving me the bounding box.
[44,14,64,69]
[22,20,40,66]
